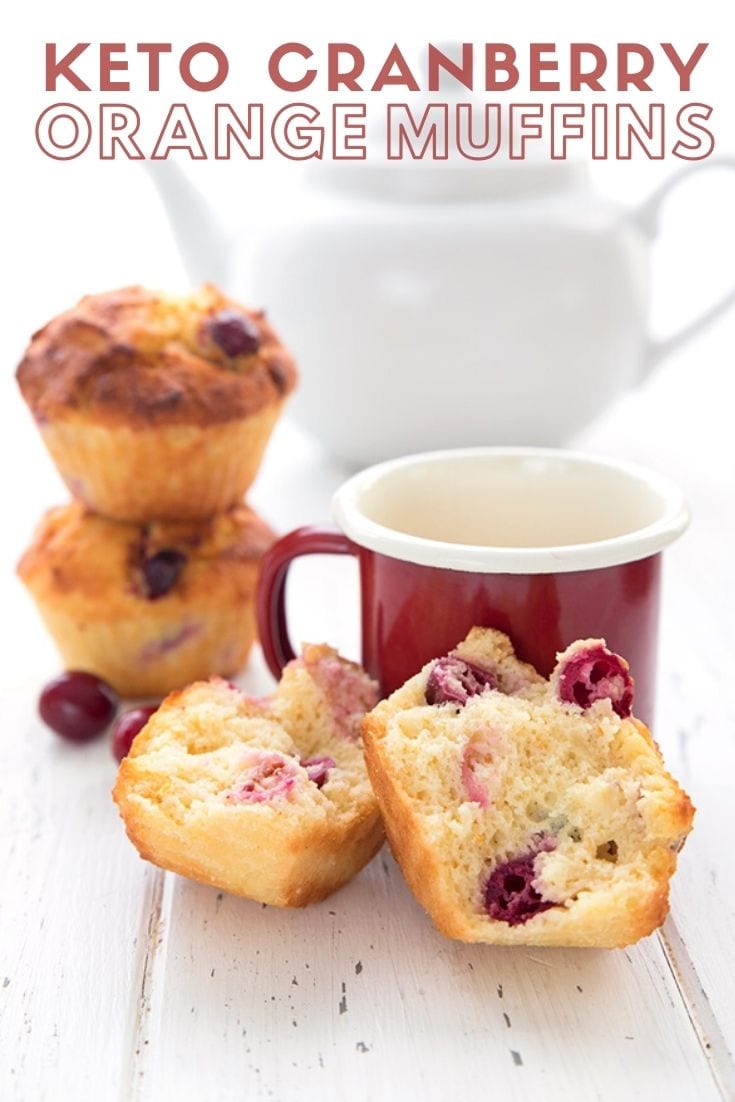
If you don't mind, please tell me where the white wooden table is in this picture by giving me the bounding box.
[2,313,734,1102]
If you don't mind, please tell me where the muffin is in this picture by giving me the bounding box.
[362,628,694,948]
[16,284,297,521]
[113,645,384,905]
[17,501,275,697]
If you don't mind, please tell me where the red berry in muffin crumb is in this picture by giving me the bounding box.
[301,755,336,788]
[557,643,634,718]
[225,751,300,803]
[39,671,117,742]
[425,656,497,706]
[461,739,495,808]
[483,838,557,926]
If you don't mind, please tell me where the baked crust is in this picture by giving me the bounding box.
[116,759,385,907]
[16,284,297,429]
[361,628,694,948]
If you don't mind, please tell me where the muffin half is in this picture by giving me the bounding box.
[16,284,297,521]
[113,646,384,905]
[17,502,274,697]
[362,628,694,948]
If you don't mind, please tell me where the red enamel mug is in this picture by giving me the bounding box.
[257,447,689,725]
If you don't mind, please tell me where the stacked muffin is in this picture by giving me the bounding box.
[16,284,297,697]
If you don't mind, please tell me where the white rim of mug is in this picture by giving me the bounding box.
[331,446,690,575]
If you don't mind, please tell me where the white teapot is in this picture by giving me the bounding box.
[150,154,735,466]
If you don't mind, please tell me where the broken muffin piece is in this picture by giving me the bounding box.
[361,627,694,948]
[113,645,383,906]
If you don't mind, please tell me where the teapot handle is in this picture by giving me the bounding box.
[632,157,735,371]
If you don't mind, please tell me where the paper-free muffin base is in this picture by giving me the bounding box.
[34,603,257,698]
[40,405,282,522]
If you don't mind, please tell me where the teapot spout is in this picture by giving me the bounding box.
[145,161,229,287]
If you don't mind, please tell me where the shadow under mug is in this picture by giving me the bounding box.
[257,447,689,726]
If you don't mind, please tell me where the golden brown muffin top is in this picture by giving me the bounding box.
[18,501,275,611]
[16,285,297,428]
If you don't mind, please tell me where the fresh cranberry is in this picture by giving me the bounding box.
[111,705,159,762]
[484,838,556,925]
[207,309,261,356]
[425,656,496,706]
[39,671,118,742]
[557,643,634,718]
[301,755,336,788]
[141,549,187,600]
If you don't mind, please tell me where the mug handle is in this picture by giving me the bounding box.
[633,156,735,370]
[256,526,357,680]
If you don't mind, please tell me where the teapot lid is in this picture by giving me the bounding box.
[308,156,587,203]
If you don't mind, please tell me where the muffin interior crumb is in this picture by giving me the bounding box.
[127,650,379,830]
[363,627,694,945]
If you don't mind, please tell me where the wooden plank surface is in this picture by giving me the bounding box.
[0,695,161,1100]
[134,861,718,1102]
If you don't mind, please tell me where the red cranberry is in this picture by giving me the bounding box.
[425,656,496,706]
[461,740,493,807]
[267,360,288,393]
[484,839,556,925]
[226,752,299,803]
[39,671,118,742]
[557,644,634,718]
[141,549,187,600]
[207,309,261,356]
[111,705,159,762]
[301,755,336,788]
